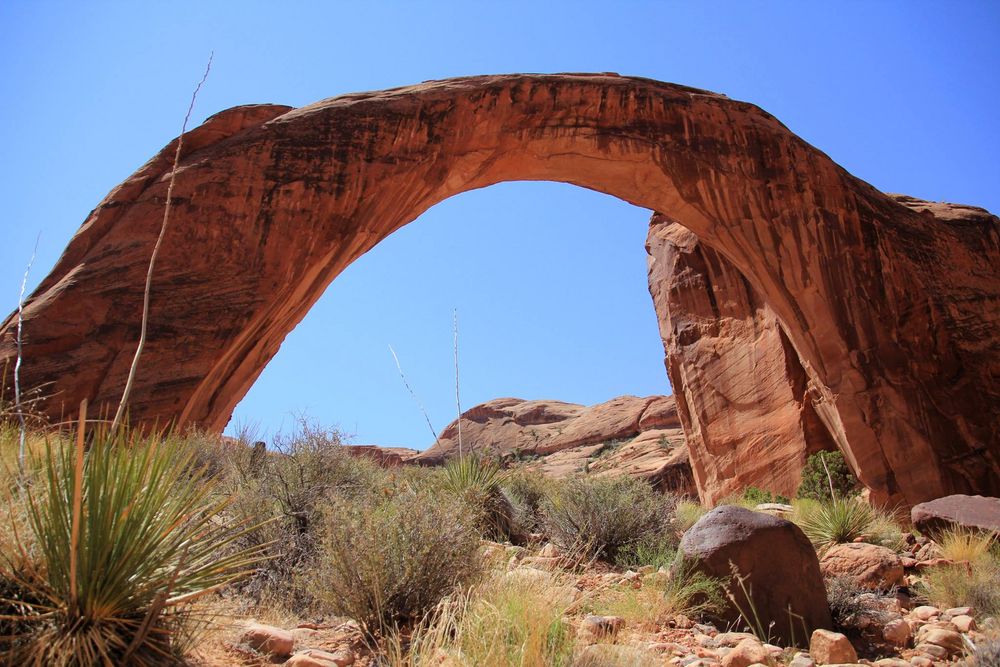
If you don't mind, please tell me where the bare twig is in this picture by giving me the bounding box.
[820,452,837,501]
[15,234,39,474]
[453,309,463,458]
[111,53,213,432]
[388,344,438,446]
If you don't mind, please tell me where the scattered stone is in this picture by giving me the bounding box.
[908,656,933,667]
[519,555,562,570]
[809,629,858,665]
[285,648,354,667]
[944,606,973,618]
[720,637,768,667]
[819,543,905,590]
[899,556,918,569]
[679,506,832,646]
[951,614,976,632]
[910,606,940,621]
[913,643,949,660]
[911,494,1000,537]
[240,623,294,657]
[579,614,624,640]
[873,660,910,667]
[914,626,964,656]
[714,632,758,647]
[882,618,911,647]
[755,503,794,514]
[538,542,560,558]
[789,652,816,667]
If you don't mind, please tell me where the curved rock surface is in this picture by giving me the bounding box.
[647,215,837,503]
[910,494,1000,537]
[1,74,997,506]
[417,395,695,495]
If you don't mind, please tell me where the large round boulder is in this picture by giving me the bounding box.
[911,494,1000,537]
[678,505,832,646]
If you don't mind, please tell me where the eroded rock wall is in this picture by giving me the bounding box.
[647,214,836,503]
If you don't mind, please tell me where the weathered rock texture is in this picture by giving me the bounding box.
[910,494,1000,537]
[679,505,833,645]
[647,215,837,503]
[416,395,695,495]
[0,74,997,506]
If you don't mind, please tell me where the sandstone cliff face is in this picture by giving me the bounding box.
[646,215,835,503]
[0,74,996,505]
[416,395,695,495]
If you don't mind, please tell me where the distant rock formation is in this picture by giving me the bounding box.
[416,395,696,495]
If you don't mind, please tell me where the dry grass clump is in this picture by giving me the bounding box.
[825,575,896,631]
[386,568,578,667]
[918,529,1000,618]
[594,561,723,630]
[311,488,483,639]
[675,499,709,532]
[541,475,676,564]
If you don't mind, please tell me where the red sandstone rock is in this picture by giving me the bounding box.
[819,542,905,590]
[647,216,836,503]
[417,395,696,495]
[0,75,996,506]
[680,506,833,646]
[910,494,1000,537]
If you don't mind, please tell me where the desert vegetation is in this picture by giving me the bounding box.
[0,417,997,666]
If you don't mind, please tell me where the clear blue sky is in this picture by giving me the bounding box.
[2,2,998,448]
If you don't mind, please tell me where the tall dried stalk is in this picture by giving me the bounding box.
[389,344,438,446]
[110,54,213,432]
[14,234,39,474]
[69,398,87,613]
[453,309,463,457]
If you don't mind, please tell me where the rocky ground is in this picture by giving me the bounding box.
[187,498,1000,667]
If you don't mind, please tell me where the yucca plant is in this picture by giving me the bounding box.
[796,497,876,548]
[443,455,517,541]
[0,424,266,665]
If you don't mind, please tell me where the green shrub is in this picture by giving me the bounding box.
[221,421,387,611]
[503,467,552,535]
[741,486,790,506]
[615,533,679,571]
[541,475,675,564]
[312,488,482,638]
[795,498,876,548]
[797,451,858,502]
[0,430,262,664]
[443,455,517,541]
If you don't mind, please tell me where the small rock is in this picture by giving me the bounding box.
[789,652,816,667]
[945,606,973,618]
[873,660,910,667]
[908,656,933,667]
[241,623,294,657]
[809,629,858,665]
[720,638,767,667]
[914,627,964,655]
[580,614,624,639]
[913,643,949,660]
[714,632,758,648]
[520,555,562,570]
[910,606,940,621]
[673,614,695,629]
[900,557,918,568]
[951,614,976,632]
[285,648,354,667]
[538,542,560,558]
[696,634,718,648]
[882,618,911,647]
[755,503,794,513]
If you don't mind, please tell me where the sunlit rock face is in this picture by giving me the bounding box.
[647,214,836,504]
[1,74,996,506]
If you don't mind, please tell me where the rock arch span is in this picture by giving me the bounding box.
[1,74,997,505]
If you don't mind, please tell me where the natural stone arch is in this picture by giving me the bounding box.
[1,74,997,505]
